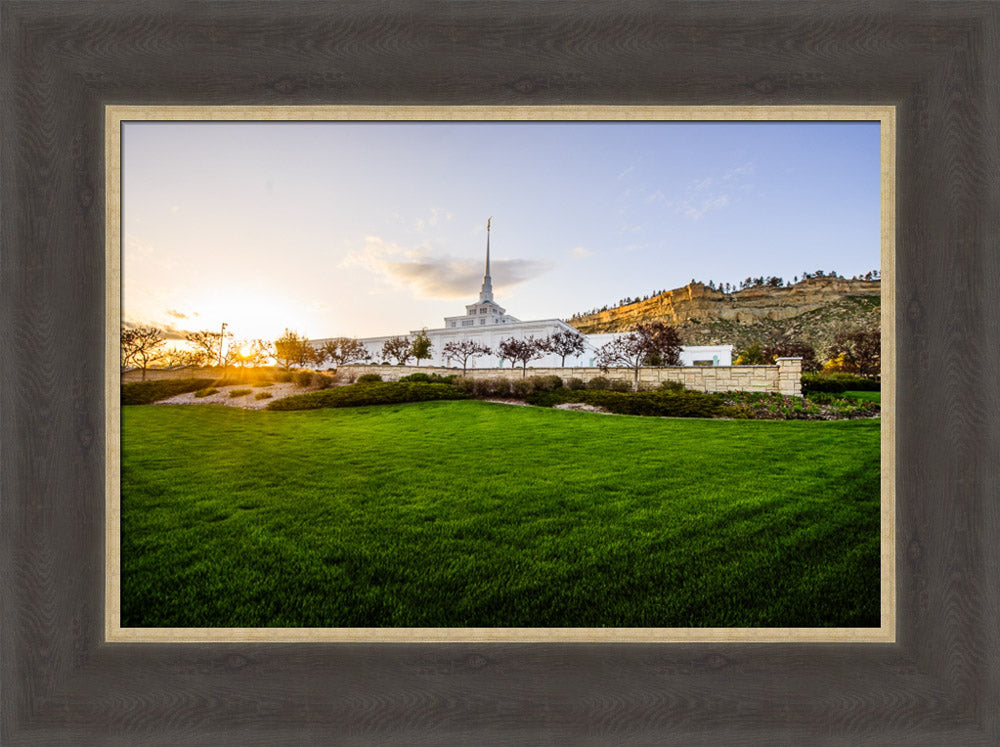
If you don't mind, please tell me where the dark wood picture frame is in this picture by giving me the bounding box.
[3,2,998,742]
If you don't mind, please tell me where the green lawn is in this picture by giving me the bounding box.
[843,390,881,404]
[121,401,881,628]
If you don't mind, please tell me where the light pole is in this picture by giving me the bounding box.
[219,322,227,369]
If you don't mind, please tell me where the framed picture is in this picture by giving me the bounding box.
[4,3,998,743]
[107,105,893,644]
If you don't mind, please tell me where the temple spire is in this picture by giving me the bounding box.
[479,217,494,302]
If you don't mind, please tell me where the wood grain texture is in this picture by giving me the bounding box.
[2,1,998,743]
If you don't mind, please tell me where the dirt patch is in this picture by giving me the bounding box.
[553,402,612,414]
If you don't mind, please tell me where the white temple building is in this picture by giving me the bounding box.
[313,223,732,370]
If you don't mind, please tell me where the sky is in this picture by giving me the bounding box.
[122,120,881,345]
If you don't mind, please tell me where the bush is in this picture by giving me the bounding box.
[254,382,273,388]
[524,387,725,418]
[267,382,469,411]
[254,391,272,400]
[399,372,458,384]
[606,378,633,392]
[511,378,535,398]
[294,371,314,387]
[229,388,253,398]
[121,378,215,405]
[801,373,847,394]
[275,371,294,383]
[314,373,334,389]
[566,377,587,391]
[824,372,881,391]
[193,387,220,398]
[356,373,383,384]
[586,376,612,391]
[659,380,686,392]
[528,375,563,391]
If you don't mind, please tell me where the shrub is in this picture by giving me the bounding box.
[294,371,314,387]
[266,382,468,411]
[193,387,220,398]
[356,373,383,384]
[275,371,294,383]
[801,373,847,394]
[586,376,612,390]
[511,378,536,399]
[254,382,273,388]
[527,375,563,391]
[229,388,253,398]
[824,372,881,391]
[399,372,458,384]
[524,388,725,418]
[121,378,215,405]
[566,377,587,391]
[468,377,510,398]
[659,380,686,392]
[254,391,273,400]
[314,373,334,389]
[606,379,633,392]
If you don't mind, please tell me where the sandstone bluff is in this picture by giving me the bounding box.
[567,276,881,354]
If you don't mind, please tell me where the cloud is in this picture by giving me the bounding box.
[681,194,730,220]
[344,236,550,299]
[415,208,454,232]
[122,319,191,341]
[616,165,635,180]
[165,308,188,319]
[569,246,594,259]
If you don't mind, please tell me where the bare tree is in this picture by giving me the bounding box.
[184,330,230,367]
[541,330,586,367]
[497,336,545,377]
[121,326,165,380]
[442,339,492,375]
[381,336,412,365]
[594,322,681,390]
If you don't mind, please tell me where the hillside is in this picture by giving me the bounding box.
[567,276,881,355]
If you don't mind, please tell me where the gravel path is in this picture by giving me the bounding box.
[156,382,317,410]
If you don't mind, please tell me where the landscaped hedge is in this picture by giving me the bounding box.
[802,372,880,394]
[121,378,215,405]
[524,387,726,418]
[266,381,469,411]
[399,372,458,384]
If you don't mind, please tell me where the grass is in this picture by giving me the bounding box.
[121,401,881,628]
[844,390,881,404]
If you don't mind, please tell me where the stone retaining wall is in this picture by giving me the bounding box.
[342,358,803,396]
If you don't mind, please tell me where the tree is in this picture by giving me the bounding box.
[381,336,412,365]
[273,329,310,369]
[497,336,545,377]
[541,330,586,367]
[442,339,492,375]
[120,326,165,380]
[246,339,274,367]
[410,329,433,367]
[306,344,328,369]
[827,329,881,378]
[184,329,229,367]
[321,337,369,368]
[594,322,681,390]
[734,342,768,365]
[762,340,821,372]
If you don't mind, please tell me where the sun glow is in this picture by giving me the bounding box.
[184,286,323,344]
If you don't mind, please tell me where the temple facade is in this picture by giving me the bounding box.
[313,223,732,370]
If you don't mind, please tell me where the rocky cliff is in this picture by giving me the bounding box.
[567,277,881,355]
